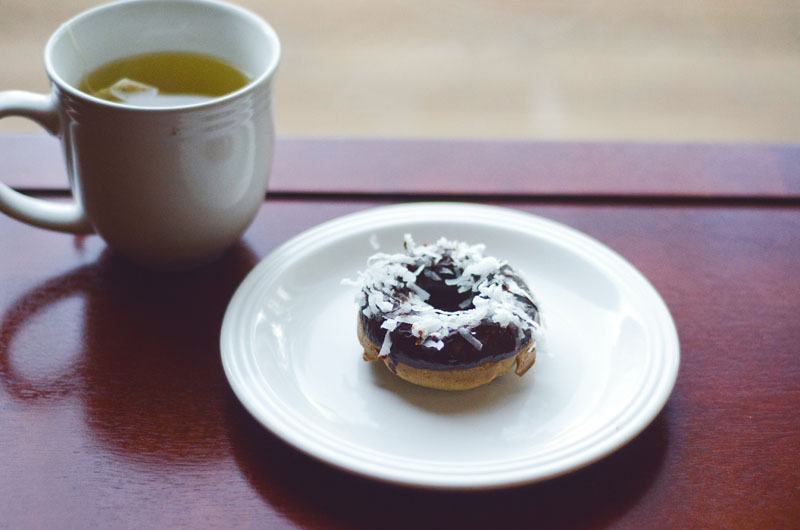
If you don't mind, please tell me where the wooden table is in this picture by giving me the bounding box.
[1,135,798,529]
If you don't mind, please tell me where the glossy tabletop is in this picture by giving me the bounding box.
[1,135,798,528]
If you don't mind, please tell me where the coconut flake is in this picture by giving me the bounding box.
[458,328,483,350]
[407,282,431,301]
[458,297,473,309]
[423,338,446,350]
[423,268,442,281]
[379,332,392,357]
[412,315,443,336]
[490,307,515,327]
[465,256,502,278]
[369,234,380,250]
[381,319,398,331]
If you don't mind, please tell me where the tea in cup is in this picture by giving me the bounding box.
[0,0,280,269]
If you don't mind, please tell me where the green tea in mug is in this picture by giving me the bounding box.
[78,51,250,107]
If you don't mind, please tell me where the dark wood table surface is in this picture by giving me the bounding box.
[1,134,798,529]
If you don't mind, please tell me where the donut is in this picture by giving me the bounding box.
[348,235,542,390]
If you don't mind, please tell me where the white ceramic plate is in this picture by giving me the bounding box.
[221,203,679,489]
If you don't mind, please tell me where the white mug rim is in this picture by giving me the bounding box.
[43,0,281,112]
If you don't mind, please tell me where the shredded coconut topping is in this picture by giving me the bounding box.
[347,235,543,358]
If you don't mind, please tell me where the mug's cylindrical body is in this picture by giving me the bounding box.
[43,0,280,268]
[55,82,274,268]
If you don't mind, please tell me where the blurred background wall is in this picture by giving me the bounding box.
[1,0,798,141]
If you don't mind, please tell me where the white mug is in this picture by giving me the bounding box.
[0,0,280,269]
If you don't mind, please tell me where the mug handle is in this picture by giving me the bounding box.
[0,90,93,233]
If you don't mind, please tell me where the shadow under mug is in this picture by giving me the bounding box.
[0,0,280,269]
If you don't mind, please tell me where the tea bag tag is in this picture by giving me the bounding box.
[109,78,158,102]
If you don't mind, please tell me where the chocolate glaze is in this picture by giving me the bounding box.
[360,258,539,371]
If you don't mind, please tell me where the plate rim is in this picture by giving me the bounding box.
[221,202,680,490]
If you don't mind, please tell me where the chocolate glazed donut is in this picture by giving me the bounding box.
[349,236,543,390]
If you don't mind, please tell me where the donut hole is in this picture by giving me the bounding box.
[425,284,475,312]
[414,265,475,312]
